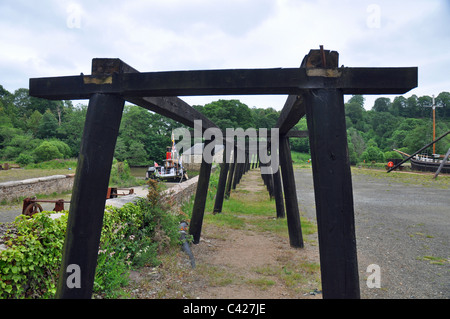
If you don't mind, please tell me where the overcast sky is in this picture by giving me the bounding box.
[1,0,449,110]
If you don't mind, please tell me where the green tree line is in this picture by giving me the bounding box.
[343,93,450,164]
[1,84,449,167]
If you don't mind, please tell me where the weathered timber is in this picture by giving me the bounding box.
[278,135,304,248]
[225,144,238,198]
[189,139,214,244]
[305,88,360,299]
[29,49,419,300]
[213,147,231,213]
[56,93,124,298]
[272,168,285,218]
[91,58,217,131]
[276,94,307,135]
[434,148,450,179]
[29,67,418,100]
[276,49,338,134]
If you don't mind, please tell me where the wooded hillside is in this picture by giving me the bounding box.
[1,84,449,167]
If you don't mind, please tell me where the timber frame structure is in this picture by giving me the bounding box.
[29,48,417,299]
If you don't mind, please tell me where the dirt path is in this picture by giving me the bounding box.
[126,170,322,299]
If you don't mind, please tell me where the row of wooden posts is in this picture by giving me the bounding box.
[29,47,417,299]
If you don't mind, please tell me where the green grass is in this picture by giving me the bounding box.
[416,255,448,265]
[291,151,312,168]
[351,166,450,189]
[189,167,317,241]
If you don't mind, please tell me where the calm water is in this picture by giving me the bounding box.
[130,166,148,178]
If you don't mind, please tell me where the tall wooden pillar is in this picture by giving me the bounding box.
[225,144,237,198]
[305,89,360,299]
[272,168,285,218]
[56,93,124,299]
[189,139,213,244]
[213,145,230,214]
[278,136,304,248]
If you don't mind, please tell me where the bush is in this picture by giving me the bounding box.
[0,180,183,299]
[25,158,77,170]
[0,212,67,298]
[361,146,385,163]
[15,153,36,166]
[33,141,62,162]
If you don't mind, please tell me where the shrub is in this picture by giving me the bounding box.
[15,153,36,166]
[0,179,182,299]
[109,160,139,187]
[361,146,385,163]
[33,141,63,162]
[0,212,67,298]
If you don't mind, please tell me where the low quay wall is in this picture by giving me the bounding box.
[106,175,199,209]
[0,174,75,203]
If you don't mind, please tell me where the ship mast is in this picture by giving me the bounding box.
[424,95,443,155]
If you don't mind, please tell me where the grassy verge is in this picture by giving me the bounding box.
[351,166,450,189]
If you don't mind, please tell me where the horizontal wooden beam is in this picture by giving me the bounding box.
[91,58,218,131]
[29,67,418,100]
[275,94,306,135]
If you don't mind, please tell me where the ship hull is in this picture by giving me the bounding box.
[410,158,450,174]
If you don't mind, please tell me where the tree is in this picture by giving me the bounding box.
[37,110,59,139]
[57,105,87,157]
[27,110,43,136]
[345,95,365,130]
[391,96,407,117]
[201,99,253,130]
[372,97,391,112]
[127,140,147,166]
[361,146,385,163]
[436,91,450,118]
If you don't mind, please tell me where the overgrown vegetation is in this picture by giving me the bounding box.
[0,179,184,299]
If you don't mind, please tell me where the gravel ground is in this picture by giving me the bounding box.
[294,167,449,299]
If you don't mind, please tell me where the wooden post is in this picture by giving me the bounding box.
[225,144,237,198]
[55,93,124,299]
[272,168,285,218]
[189,139,213,244]
[278,136,304,248]
[232,162,242,190]
[213,146,230,213]
[305,88,360,299]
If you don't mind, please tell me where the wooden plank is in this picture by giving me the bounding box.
[278,135,304,248]
[55,93,124,298]
[29,67,418,100]
[305,88,360,299]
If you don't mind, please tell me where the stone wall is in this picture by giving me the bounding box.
[162,175,199,207]
[0,174,75,203]
[106,175,199,209]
